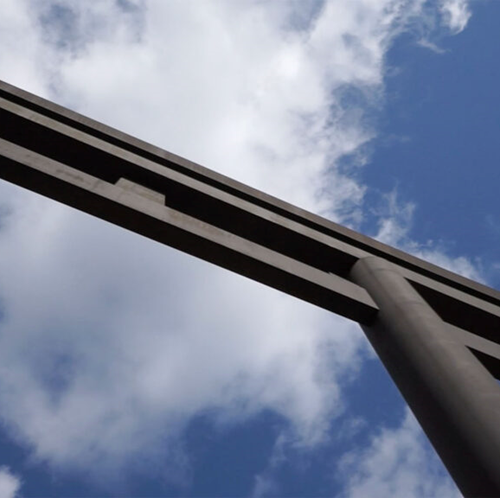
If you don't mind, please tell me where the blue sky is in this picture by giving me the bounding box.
[363,2,500,287]
[0,1,497,497]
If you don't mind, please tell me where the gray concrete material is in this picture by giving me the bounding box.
[0,95,365,278]
[447,323,500,379]
[0,137,378,323]
[3,83,500,350]
[450,322,500,365]
[116,178,166,204]
[1,79,499,309]
[2,90,500,348]
[400,271,500,347]
[351,256,500,498]
[3,79,500,494]
[409,278,500,346]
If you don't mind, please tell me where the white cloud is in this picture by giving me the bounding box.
[0,0,47,95]
[0,468,21,498]
[373,190,483,282]
[0,0,474,491]
[401,0,472,50]
[440,0,471,34]
[338,408,461,498]
[0,183,362,481]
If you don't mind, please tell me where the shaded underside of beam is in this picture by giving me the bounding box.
[0,137,378,324]
[1,79,500,345]
[1,80,499,304]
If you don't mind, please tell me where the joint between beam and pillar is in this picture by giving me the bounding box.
[350,256,500,497]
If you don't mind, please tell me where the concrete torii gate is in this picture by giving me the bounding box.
[1,80,500,497]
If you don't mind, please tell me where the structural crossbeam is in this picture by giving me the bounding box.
[2,80,500,497]
[1,83,500,336]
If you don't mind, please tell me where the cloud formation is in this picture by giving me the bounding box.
[0,468,20,498]
[0,0,473,494]
[338,408,460,498]
[440,0,471,34]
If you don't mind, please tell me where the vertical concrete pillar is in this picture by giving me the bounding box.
[350,256,500,498]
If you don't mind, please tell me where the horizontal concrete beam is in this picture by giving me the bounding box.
[4,80,500,497]
[0,81,497,301]
[448,323,500,380]
[1,80,500,345]
[0,137,378,323]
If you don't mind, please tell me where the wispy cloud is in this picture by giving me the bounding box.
[338,408,460,498]
[373,190,484,282]
[0,467,21,498]
[440,0,472,34]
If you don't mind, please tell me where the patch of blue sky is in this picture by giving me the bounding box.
[361,2,500,287]
[0,426,97,497]
[0,1,493,497]
[184,411,284,497]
